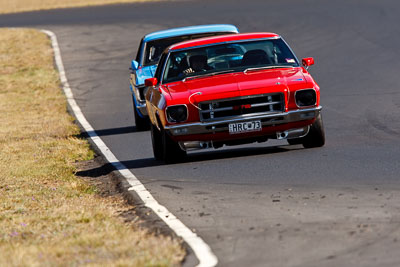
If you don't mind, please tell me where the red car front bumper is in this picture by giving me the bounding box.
[165,106,322,143]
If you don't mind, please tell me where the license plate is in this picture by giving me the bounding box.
[229,120,262,134]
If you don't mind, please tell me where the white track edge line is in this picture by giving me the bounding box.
[41,29,218,267]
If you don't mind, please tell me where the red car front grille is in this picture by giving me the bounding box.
[199,93,284,122]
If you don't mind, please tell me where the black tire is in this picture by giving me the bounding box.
[132,96,150,131]
[150,124,163,160]
[162,128,186,163]
[301,113,325,148]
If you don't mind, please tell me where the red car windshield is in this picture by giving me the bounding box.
[162,38,299,83]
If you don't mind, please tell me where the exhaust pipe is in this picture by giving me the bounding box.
[179,141,212,151]
[276,126,309,140]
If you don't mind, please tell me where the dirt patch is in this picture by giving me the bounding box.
[76,156,142,226]
[75,154,184,237]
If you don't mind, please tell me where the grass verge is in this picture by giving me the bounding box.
[0,28,184,266]
[0,0,159,14]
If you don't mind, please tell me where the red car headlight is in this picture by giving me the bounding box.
[166,105,188,123]
[295,89,316,107]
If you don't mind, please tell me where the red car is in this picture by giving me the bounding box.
[145,33,325,162]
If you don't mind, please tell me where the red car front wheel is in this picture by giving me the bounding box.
[288,113,325,148]
[151,123,186,163]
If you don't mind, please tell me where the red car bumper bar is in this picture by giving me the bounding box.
[165,106,322,136]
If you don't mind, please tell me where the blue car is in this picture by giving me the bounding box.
[129,24,239,130]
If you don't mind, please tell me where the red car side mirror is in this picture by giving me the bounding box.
[302,57,315,68]
[145,77,158,87]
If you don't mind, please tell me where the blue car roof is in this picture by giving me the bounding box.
[143,24,239,42]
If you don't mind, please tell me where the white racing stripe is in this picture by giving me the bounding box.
[41,29,218,267]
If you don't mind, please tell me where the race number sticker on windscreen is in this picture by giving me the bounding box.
[229,120,262,134]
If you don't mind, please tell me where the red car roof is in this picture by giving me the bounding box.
[169,32,280,50]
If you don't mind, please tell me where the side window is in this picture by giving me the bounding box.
[154,52,167,82]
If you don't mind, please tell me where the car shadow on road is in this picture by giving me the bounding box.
[120,145,299,168]
[75,157,159,178]
[185,145,301,163]
[76,145,302,178]
[82,126,138,137]
[77,125,150,139]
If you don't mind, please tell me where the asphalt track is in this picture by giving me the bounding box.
[2,0,400,266]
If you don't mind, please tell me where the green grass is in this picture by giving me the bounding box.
[0,28,184,267]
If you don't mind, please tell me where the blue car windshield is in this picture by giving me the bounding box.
[162,38,299,83]
[143,32,234,66]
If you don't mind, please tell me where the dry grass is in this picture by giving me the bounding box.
[0,0,159,14]
[0,28,184,266]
